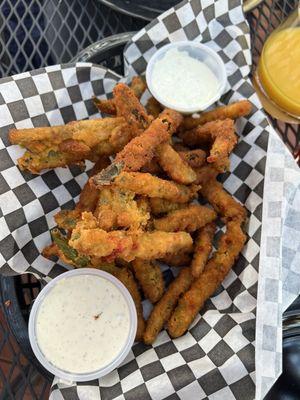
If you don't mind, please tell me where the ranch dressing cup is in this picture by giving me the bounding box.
[29,269,137,382]
[146,41,227,114]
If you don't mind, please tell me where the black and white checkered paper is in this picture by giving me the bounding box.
[0,0,299,399]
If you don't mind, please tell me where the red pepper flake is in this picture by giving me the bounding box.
[5,300,11,307]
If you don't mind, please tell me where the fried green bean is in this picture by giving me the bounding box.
[132,259,164,303]
[113,172,199,203]
[153,204,217,233]
[167,220,246,338]
[143,268,193,344]
[191,222,216,278]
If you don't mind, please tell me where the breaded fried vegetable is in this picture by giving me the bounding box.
[93,97,116,115]
[114,172,199,203]
[178,149,206,169]
[54,156,110,231]
[156,143,197,184]
[141,158,162,175]
[179,125,212,148]
[54,209,81,231]
[153,204,217,233]
[9,118,130,174]
[207,119,237,171]
[49,229,90,267]
[9,117,126,150]
[182,100,252,130]
[146,97,163,118]
[160,250,192,268]
[181,119,237,172]
[70,212,193,262]
[132,259,164,303]
[94,187,149,230]
[194,164,218,186]
[149,198,184,216]
[201,179,246,222]
[113,83,150,135]
[167,220,246,337]
[191,222,216,278]
[115,109,183,172]
[116,267,145,341]
[76,156,110,212]
[130,76,147,99]
[143,268,193,344]
[93,77,147,116]
[93,109,183,185]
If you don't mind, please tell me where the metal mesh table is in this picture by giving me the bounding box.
[0,0,299,398]
[0,0,145,77]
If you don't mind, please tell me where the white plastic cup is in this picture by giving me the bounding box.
[28,268,137,382]
[146,41,227,114]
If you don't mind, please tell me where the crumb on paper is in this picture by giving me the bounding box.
[94,312,103,320]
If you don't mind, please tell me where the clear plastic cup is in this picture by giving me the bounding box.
[28,268,137,382]
[146,41,227,114]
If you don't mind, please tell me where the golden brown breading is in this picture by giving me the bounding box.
[130,76,147,99]
[9,117,125,149]
[9,118,130,174]
[194,164,219,186]
[94,187,149,231]
[114,109,183,172]
[149,198,185,216]
[182,100,252,130]
[114,172,199,203]
[160,250,192,268]
[153,204,217,233]
[116,267,145,341]
[181,119,237,171]
[54,209,81,231]
[178,149,206,169]
[132,259,164,303]
[141,158,162,175]
[76,157,110,213]
[167,220,246,338]
[191,222,216,278]
[93,77,146,116]
[113,83,150,135]
[179,126,212,148]
[70,212,193,262]
[93,97,116,115]
[201,178,247,222]
[156,143,197,184]
[206,119,237,172]
[143,268,193,344]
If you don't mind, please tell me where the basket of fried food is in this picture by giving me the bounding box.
[9,77,252,344]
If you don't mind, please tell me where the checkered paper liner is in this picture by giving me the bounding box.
[0,0,299,399]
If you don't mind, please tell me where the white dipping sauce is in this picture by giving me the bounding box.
[151,47,219,110]
[36,275,130,374]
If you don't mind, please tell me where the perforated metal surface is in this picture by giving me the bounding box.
[0,0,145,77]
